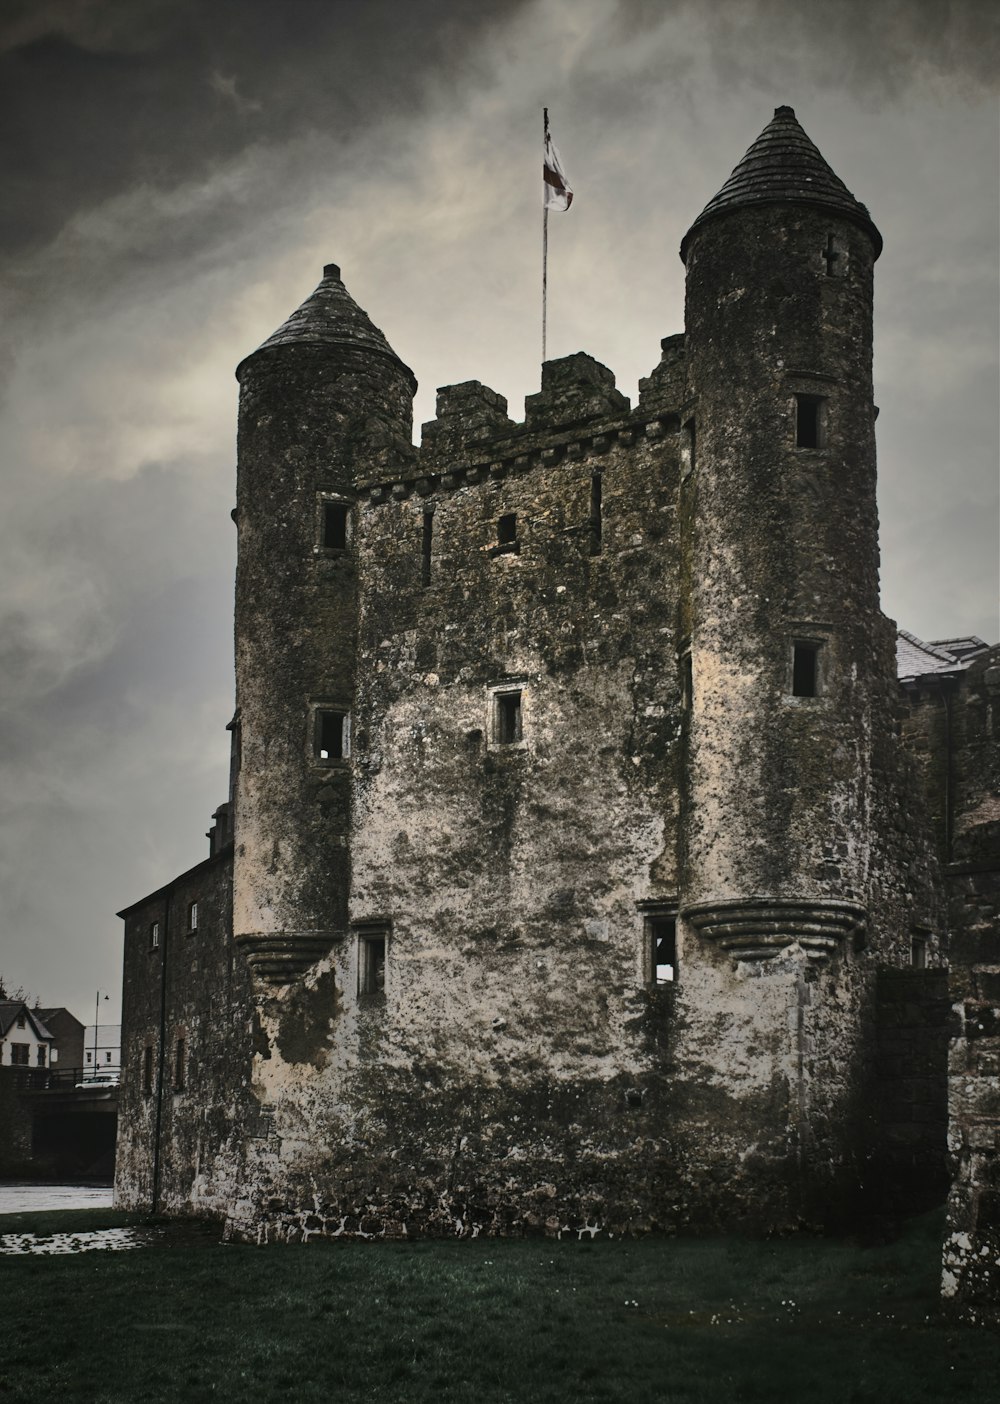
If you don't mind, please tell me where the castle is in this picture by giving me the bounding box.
[115,108,999,1316]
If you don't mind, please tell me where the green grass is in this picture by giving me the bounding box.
[1,1208,996,1402]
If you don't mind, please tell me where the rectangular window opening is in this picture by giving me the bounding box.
[795,395,824,449]
[187,901,198,933]
[421,510,434,587]
[496,512,519,554]
[792,641,820,697]
[174,1037,186,1091]
[911,936,928,969]
[589,474,602,556]
[495,690,523,745]
[681,652,693,712]
[11,1044,29,1066]
[16,1013,26,1029]
[648,916,677,984]
[150,921,160,950]
[316,709,348,761]
[321,501,349,550]
[37,1046,47,1066]
[142,1046,154,1096]
[358,935,386,997]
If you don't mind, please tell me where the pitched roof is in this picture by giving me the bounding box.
[896,629,987,683]
[0,1001,53,1041]
[681,106,882,260]
[236,264,415,384]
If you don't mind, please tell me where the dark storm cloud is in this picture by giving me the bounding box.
[0,0,532,260]
[616,0,1000,95]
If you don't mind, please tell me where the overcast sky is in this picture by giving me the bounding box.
[1,0,997,1021]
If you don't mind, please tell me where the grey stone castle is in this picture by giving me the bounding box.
[115,108,999,1317]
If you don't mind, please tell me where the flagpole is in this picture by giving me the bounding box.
[542,106,549,365]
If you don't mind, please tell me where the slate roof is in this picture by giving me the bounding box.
[236,264,415,384]
[896,629,988,683]
[0,1001,53,1041]
[681,106,882,260]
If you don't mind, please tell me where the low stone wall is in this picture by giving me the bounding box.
[942,1000,1000,1324]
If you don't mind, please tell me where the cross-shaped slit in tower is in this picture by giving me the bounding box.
[823,233,841,276]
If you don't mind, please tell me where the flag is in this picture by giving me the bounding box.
[543,129,573,211]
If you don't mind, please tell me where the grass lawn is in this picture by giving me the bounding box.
[1,1207,997,1402]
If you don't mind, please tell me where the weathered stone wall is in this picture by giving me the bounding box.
[942,1000,1000,1324]
[115,847,252,1217]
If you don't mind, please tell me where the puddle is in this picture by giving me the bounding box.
[0,1183,113,1213]
[1,1226,159,1255]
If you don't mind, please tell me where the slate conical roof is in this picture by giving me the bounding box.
[236,264,415,384]
[680,107,882,261]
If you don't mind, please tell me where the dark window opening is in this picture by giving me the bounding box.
[496,513,519,554]
[37,1046,46,1066]
[143,1046,154,1095]
[589,474,602,556]
[321,502,349,550]
[317,710,347,760]
[16,1013,25,1029]
[174,1038,186,1091]
[495,691,522,745]
[187,901,198,933]
[792,642,820,697]
[681,653,693,711]
[795,395,824,449]
[421,510,434,587]
[648,917,677,984]
[11,1043,28,1066]
[359,936,386,996]
[823,232,845,277]
[150,921,159,950]
[911,936,928,970]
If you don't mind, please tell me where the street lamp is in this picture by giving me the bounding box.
[93,990,108,1081]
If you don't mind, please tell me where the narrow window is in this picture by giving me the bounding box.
[911,935,928,969]
[421,510,434,587]
[16,1013,25,1029]
[174,1038,186,1091]
[495,690,522,745]
[105,1051,112,1064]
[795,395,824,449]
[648,916,677,984]
[496,513,519,554]
[589,474,602,556]
[187,900,199,933]
[681,419,696,477]
[823,233,846,277]
[142,1046,154,1096]
[150,921,159,950]
[792,642,820,697]
[321,501,349,550]
[358,934,386,997]
[37,1047,46,1066]
[316,709,348,760]
[680,652,693,712]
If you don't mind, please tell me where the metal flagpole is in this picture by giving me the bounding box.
[542,107,549,365]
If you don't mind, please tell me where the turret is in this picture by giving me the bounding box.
[232,265,415,982]
[679,107,883,955]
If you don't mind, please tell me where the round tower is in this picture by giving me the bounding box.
[679,106,884,954]
[233,265,415,982]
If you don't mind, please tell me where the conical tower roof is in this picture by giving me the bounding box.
[680,107,881,261]
[236,263,415,384]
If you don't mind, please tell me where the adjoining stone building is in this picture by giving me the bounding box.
[115,108,998,1302]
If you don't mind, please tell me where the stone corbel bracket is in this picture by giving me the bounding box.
[239,932,335,985]
[682,898,867,963]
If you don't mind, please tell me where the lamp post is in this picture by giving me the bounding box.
[93,990,108,1082]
